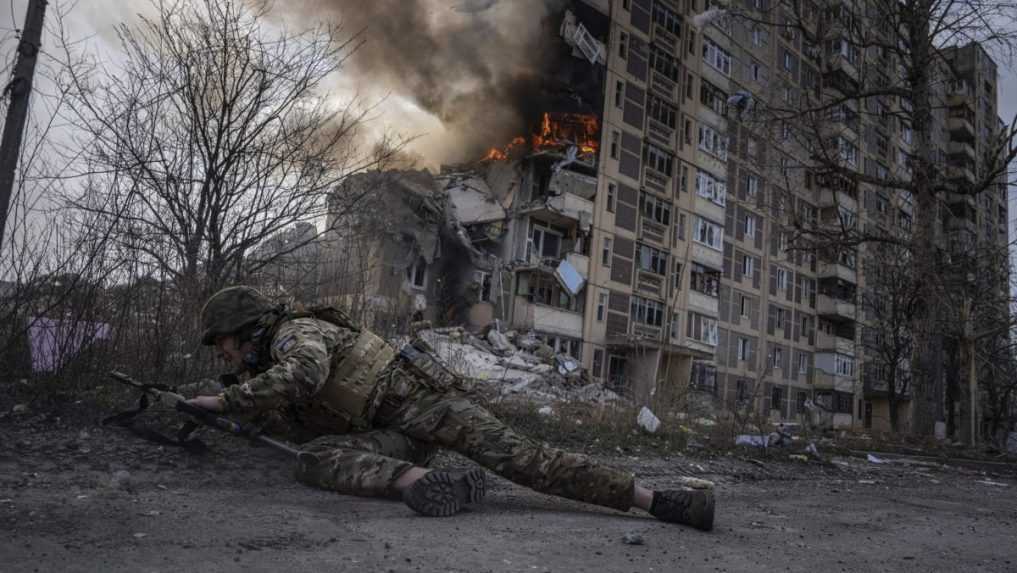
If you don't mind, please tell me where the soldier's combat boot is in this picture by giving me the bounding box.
[402,468,487,517]
[649,488,715,531]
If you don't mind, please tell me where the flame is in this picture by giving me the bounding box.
[481,112,600,161]
[483,136,526,162]
[532,112,599,156]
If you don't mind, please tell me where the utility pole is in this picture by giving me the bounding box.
[0,0,48,252]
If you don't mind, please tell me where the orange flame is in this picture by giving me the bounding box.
[532,112,599,156]
[482,112,599,161]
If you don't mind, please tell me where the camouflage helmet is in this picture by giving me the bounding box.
[200,286,275,346]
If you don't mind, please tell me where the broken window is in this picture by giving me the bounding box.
[607,183,616,213]
[526,273,580,312]
[647,95,677,129]
[702,38,732,75]
[407,257,427,289]
[615,80,625,109]
[737,337,749,361]
[649,44,680,81]
[607,355,628,390]
[618,31,629,60]
[610,130,620,159]
[630,295,665,327]
[771,386,784,411]
[697,124,728,159]
[597,292,608,321]
[690,361,717,394]
[693,216,723,250]
[643,143,674,176]
[695,169,726,206]
[473,271,492,302]
[529,224,562,260]
[700,80,728,116]
[690,263,720,297]
[652,0,682,36]
[688,313,719,345]
[639,193,672,226]
[602,237,612,266]
[535,332,582,359]
[637,243,668,275]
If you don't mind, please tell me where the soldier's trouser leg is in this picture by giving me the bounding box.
[382,389,635,512]
[295,430,437,499]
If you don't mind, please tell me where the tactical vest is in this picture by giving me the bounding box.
[264,305,396,433]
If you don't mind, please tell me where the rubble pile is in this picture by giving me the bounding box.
[414,327,623,407]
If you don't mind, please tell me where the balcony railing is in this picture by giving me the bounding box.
[817,294,856,320]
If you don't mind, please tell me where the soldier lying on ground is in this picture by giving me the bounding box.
[185,286,715,530]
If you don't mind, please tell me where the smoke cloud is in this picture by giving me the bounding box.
[290,0,570,166]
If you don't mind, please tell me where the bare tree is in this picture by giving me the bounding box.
[858,240,919,433]
[56,0,389,309]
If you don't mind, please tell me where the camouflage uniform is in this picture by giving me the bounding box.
[217,315,635,512]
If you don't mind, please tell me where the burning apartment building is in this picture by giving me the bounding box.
[313,0,1008,432]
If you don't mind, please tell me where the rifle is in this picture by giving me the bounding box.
[102,370,298,457]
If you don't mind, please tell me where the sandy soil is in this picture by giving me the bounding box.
[2,417,1016,573]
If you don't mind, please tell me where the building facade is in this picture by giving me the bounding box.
[560,0,1007,431]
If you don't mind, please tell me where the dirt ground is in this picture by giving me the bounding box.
[2,415,1016,573]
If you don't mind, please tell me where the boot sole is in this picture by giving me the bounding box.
[402,469,487,517]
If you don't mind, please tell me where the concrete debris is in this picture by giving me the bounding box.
[447,178,506,224]
[555,354,580,376]
[976,480,1009,487]
[486,329,515,355]
[789,454,809,462]
[417,329,623,406]
[538,406,554,416]
[12,404,29,415]
[866,454,888,464]
[637,407,661,434]
[621,532,645,546]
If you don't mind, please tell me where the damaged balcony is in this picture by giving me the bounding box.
[687,263,720,318]
[948,105,975,141]
[513,270,585,339]
[817,278,856,322]
[817,250,857,285]
[813,370,854,392]
[815,323,855,355]
[521,159,597,230]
